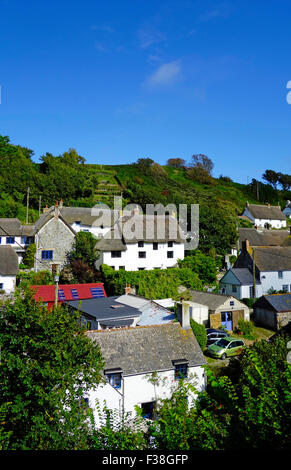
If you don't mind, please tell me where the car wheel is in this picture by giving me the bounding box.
[221,353,226,360]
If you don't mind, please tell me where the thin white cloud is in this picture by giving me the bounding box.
[198,3,233,22]
[138,28,166,49]
[146,60,182,87]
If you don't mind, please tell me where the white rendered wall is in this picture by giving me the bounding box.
[260,270,291,293]
[0,275,16,293]
[87,366,206,428]
[102,242,185,271]
[70,223,111,238]
[242,208,286,228]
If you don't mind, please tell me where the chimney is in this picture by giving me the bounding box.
[60,198,63,208]
[124,284,135,295]
[178,300,191,330]
[242,239,250,252]
[54,201,59,218]
[43,205,49,214]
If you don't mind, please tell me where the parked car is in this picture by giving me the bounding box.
[206,328,228,346]
[207,337,245,360]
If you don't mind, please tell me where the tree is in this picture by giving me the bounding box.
[278,173,291,191]
[167,158,186,168]
[178,250,217,285]
[67,231,99,268]
[22,243,36,268]
[262,169,279,189]
[0,288,104,450]
[63,231,100,284]
[190,154,214,175]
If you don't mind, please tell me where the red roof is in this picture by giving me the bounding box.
[30,283,107,303]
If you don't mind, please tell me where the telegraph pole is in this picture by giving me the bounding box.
[26,187,30,224]
[39,195,42,217]
[252,248,256,301]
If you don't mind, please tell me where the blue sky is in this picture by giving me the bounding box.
[0,0,291,183]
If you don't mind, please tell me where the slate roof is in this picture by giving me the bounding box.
[65,296,141,322]
[252,247,291,271]
[238,228,289,249]
[187,290,234,311]
[115,294,175,326]
[32,210,76,235]
[254,294,291,312]
[246,204,286,221]
[229,268,260,286]
[86,323,206,376]
[0,246,19,275]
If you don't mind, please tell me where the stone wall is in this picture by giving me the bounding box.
[35,217,75,273]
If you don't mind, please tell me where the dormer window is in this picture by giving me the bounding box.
[105,368,122,389]
[172,359,189,380]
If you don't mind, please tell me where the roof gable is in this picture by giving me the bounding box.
[86,323,206,376]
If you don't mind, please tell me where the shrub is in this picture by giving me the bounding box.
[190,318,207,350]
[237,319,255,339]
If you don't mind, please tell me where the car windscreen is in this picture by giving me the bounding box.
[215,338,230,348]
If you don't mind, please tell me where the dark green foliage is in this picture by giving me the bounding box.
[237,319,255,339]
[22,243,36,268]
[61,231,100,284]
[0,288,104,450]
[178,250,217,284]
[101,264,203,299]
[17,269,54,287]
[190,319,207,350]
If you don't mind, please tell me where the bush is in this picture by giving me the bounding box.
[190,318,207,350]
[237,319,255,339]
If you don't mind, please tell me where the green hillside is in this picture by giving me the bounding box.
[1,134,290,255]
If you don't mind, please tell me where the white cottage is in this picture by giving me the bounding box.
[0,245,19,294]
[95,214,185,271]
[220,240,291,299]
[241,202,286,229]
[85,322,206,426]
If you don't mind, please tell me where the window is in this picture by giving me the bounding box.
[138,267,145,270]
[0,237,1,244]
[111,251,121,258]
[249,286,254,298]
[278,271,283,279]
[90,287,105,298]
[175,363,188,380]
[282,285,289,293]
[231,285,237,293]
[41,250,53,260]
[6,237,15,244]
[168,241,173,247]
[153,242,158,250]
[0,283,3,290]
[141,401,155,419]
[230,301,234,306]
[58,289,66,301]
[119,266,125,270]
[71,288,79,300]
[167,251,174,258]
[138,251,146,258]
[106,373,122,389]
[138,241,144,247]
